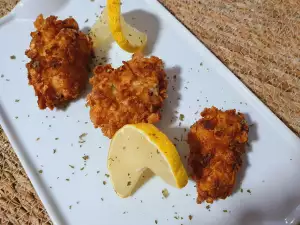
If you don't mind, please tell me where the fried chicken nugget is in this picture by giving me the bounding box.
[188,106,249,203]
[87,53,168,138]
[25,15,92,110]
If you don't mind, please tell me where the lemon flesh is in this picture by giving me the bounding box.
[89,8,111,48]
[108,124,188,198]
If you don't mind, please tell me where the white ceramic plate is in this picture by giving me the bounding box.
[1,0,300,224]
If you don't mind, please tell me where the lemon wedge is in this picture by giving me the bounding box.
[108,124,188,198]
[90,1,147,52]
[107,0,147,52]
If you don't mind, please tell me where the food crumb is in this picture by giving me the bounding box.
[36,137,40,141]
[188,215,193,220]
[223,209,228,213]
[15,99,20,102]
[79,133,87,139]
[162,188,169,198]
[38,170,43,174]
[155,220,158,224]
[247,189,251,194]
[82,155,89,161]
[179,114,184,121]
[10,55,16,60]
[103,181,107,185]
[69,205,72,210]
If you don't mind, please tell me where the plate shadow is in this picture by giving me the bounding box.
[123,10,160,55]
[232,113,259,194]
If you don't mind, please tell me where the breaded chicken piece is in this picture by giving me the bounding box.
[188,107,249,204]
[25,15,92,110]
[87,53,168,138]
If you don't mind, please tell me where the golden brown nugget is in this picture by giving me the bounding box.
[188,107,249,203]
[87,53,168,138]
[25,15,92,109]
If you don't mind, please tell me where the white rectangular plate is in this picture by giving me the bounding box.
[1,0,300,225]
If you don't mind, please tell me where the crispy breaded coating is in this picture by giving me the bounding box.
[188,106,249,204]
[25,15,92,110]
[87,53,168,138]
